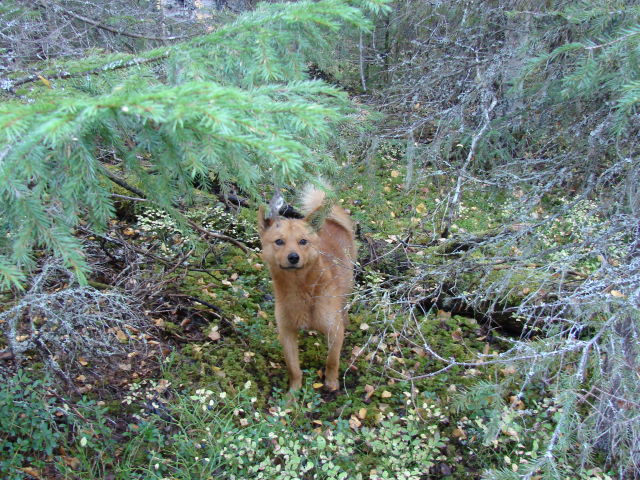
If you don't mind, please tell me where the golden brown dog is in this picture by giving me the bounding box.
[258,185,356,391]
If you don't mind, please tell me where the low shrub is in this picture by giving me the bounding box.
[0,372,61,480]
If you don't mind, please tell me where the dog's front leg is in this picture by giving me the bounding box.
[316,309,345,391]
[277,320,302,390]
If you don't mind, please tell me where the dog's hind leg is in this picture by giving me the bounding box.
[277,323,302,390]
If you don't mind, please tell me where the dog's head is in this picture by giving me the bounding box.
[258,205,323,270]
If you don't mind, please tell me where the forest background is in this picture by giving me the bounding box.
[1,0,639,479]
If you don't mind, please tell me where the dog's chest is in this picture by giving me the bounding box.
[276,289,316,329]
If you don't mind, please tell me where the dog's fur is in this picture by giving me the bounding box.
[258,185,356,391]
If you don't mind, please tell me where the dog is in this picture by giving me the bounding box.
[258,185,356,391]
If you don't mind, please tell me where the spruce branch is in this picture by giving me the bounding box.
[4,53,170,91]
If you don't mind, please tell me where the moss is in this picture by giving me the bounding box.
[34,149,561,479]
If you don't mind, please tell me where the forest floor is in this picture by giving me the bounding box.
[0,146,611,480]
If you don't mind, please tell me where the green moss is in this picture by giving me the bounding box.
[16,148,568,479]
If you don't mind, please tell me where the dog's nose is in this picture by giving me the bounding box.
[287,252,300,265]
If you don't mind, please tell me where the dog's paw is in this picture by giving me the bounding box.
[323,378,339,392]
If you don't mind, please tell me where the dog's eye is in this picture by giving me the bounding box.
[298,239,308,246]
[275,239,285,246]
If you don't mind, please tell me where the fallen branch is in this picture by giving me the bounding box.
[101,170,253,254]
[188,220,254,255]
[101,169,147,199]
[78,227,176,265]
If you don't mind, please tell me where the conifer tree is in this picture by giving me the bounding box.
[0,0,390,288]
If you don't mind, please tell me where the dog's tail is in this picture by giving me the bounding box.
[301,183,354,236]
[301,183,328,214]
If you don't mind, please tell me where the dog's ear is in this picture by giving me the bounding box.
[304,204,329,232]
[258,205,273,233]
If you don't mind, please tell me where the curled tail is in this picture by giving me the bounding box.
[301,183,328,214]
[301,183,354,238]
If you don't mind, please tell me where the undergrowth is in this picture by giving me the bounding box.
[0,148,620,479]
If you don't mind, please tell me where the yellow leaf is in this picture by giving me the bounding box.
[62,455,81,469]
[411,347,427,358]
[312,383,324,389]
[364,384,375,401]
[153,318,165,328]
[203,288,216,299]
[611,290,626,298]
[349,415,362,429]
[114,329,128,343]
[78,356,89,366]
[358,408,367,419]
[359,323,370,331]
[415,203,427,214]
[509,395,525,410]
[243,351,255,363]
[155,379,170,393]
[20,467,43,478]
[37,75,52,89]
[381,390,392,398]
[390,170,400,178]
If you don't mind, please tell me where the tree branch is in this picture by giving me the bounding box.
[101,169,147,199]
[187,220,254,255]
[3,53,169,91]
[440,67,498,237]
[100,169,254,254]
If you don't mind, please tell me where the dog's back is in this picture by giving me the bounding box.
[300,185,356,283]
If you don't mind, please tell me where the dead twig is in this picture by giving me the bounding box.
[101,170,253,254]
[188,220,254,255]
